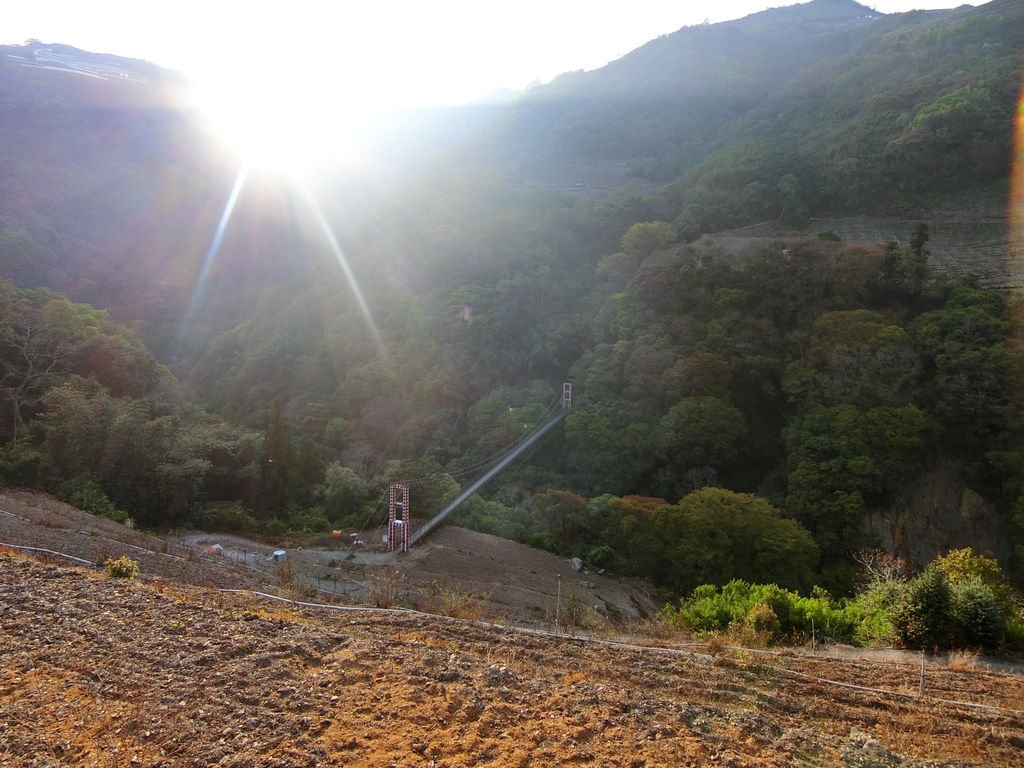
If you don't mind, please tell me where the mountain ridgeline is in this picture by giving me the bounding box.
[1,0,1023,598]
[469,0,1021,230]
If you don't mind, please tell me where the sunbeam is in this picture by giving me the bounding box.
[302,183,388,360]
[175,164,248,355]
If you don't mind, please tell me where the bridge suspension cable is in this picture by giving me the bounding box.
[399,394,563,488]
[409,407,568,546]
[440,395,562,481]
[345,384,572,552]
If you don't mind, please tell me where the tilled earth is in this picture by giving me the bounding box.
[2,551,1023,767]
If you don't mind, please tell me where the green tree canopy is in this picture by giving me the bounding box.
[620,221,677,258]
[652,488,818,594]
[784,403,928,584]
[659,396,745,479]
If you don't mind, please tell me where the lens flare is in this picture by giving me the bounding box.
[173,162,387,368]
[1012,81,1024,290]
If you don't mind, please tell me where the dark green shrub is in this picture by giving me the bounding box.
[198,502,255,533]
[934,548,1016,615]
[1005,613,1024,653]
[65,479,132,525]
[527,532,556,552]
[890,566,951,650]
[264,518,288,538]
[586,544,618,570]
[0,441,45,486]
[950,578,1004,649]
[289,504,330,534]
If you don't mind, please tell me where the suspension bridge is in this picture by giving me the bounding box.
[375,383,572,554]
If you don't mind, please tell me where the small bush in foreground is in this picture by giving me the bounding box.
[661,548,1023,653]
[104,555,139,579]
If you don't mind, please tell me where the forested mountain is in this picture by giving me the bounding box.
[469,0,1021,231]
[470,0,884,190]
[1,1,1023,600]
[0,42,230,322]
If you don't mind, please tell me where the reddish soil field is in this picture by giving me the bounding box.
[2,490,1024,766]
[3,559,1024,765]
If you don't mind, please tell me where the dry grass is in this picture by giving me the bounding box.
[946,649,981,671]
[632,615,691,644]
[419,578,487,621]
[367,568,406,608]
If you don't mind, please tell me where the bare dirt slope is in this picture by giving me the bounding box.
[393,525,659,626]
[2,550,1024,767]
[0,490,263,590]
[0,490,658,629]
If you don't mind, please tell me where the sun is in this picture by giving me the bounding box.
[190,62,372,176]
[177,4,510,177]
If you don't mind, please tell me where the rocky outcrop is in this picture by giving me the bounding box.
[866,460,1009,567]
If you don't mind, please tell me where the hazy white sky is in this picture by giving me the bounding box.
[5,1,986,107]
[4,0,989,168]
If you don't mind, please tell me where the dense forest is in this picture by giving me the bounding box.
[2,0,1023,639]
[5,229,1024,594]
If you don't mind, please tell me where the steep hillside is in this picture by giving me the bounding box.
[466,0,1020,229]
[676,0,1022,223]
[3,1,1019,335]
[0,43,230,326]
[0,43,498,351]
[2,2,1023,600]
[470,0,881,190]
[0,488,659,627]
